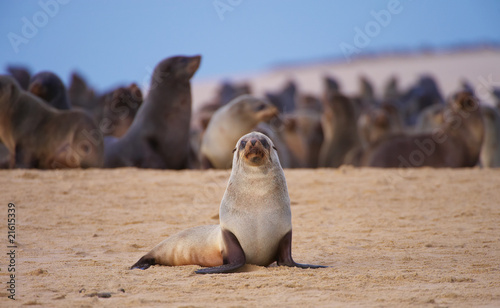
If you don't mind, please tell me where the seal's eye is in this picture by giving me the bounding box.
[239,140,247,150]
[260,138,269,149]
[256,103,267,111]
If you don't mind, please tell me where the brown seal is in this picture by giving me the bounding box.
[362,91,484,168]
[131,132,327,273]
[318,92,360,167]
[200,95,278,169]
[100,83,143,138]
[29,71,71,110]
[104,55,201,169]
[0,75,104,168]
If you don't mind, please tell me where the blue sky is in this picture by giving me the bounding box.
[1,0,499,92]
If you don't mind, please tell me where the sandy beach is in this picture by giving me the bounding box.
[1,167,499,307]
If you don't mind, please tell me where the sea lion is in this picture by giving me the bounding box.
[362,91,484,168]
[200,95,278,169]
[104,55,201,169]
[29,71,71,110]
[318,92,360,168]
[0,75,103,168]
[131,132,327,274]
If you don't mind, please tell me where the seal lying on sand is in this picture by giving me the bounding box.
[131,132,326,274]
[0,75,103,168]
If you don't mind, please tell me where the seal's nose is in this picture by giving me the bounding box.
[250,139,257,146]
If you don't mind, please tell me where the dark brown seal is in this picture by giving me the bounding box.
[0,75,104,168]
[319,92,360,167]
[104,55,201,169]
[100,83,143,138]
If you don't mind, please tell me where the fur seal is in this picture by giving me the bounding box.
[200,95,278,169]
[100,83,143,137]
[363,91,484,168]
[131,132,326,273]
[0,75,103,168]
[104,55,201,169]
[318,92,360,168]
[29,71,71,110]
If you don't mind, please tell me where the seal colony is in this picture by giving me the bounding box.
[3,52,499,170]
[131,132,326,274]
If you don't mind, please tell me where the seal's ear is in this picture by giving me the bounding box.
[232,148,236,153]
[273,146,278,152]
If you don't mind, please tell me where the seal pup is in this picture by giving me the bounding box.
[200,95,278,169]
[0,75,103,168]
[29,71,71,110]
[104,55,201,168]
[131,132,326,273]
[362,91,484,168]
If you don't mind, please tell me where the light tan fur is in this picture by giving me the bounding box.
[134,132,292,268]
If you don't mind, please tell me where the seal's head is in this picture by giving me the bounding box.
[153,55,202,82]
[233,132,277,167]
[28,71,66,104]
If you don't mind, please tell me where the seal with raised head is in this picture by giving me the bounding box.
[131,132,326,274]
[0,75,103,168]
[104,55,201,169]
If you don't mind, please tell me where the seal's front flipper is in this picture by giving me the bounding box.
[130,256,156,270]
[276,231,327,269]
[195,229,246,274]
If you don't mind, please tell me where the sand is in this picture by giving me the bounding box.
[0,167,499,307]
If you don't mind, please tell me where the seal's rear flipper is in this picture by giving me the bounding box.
[276,231,327,269]
[130,256,156,270]
[195,229,246,274]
